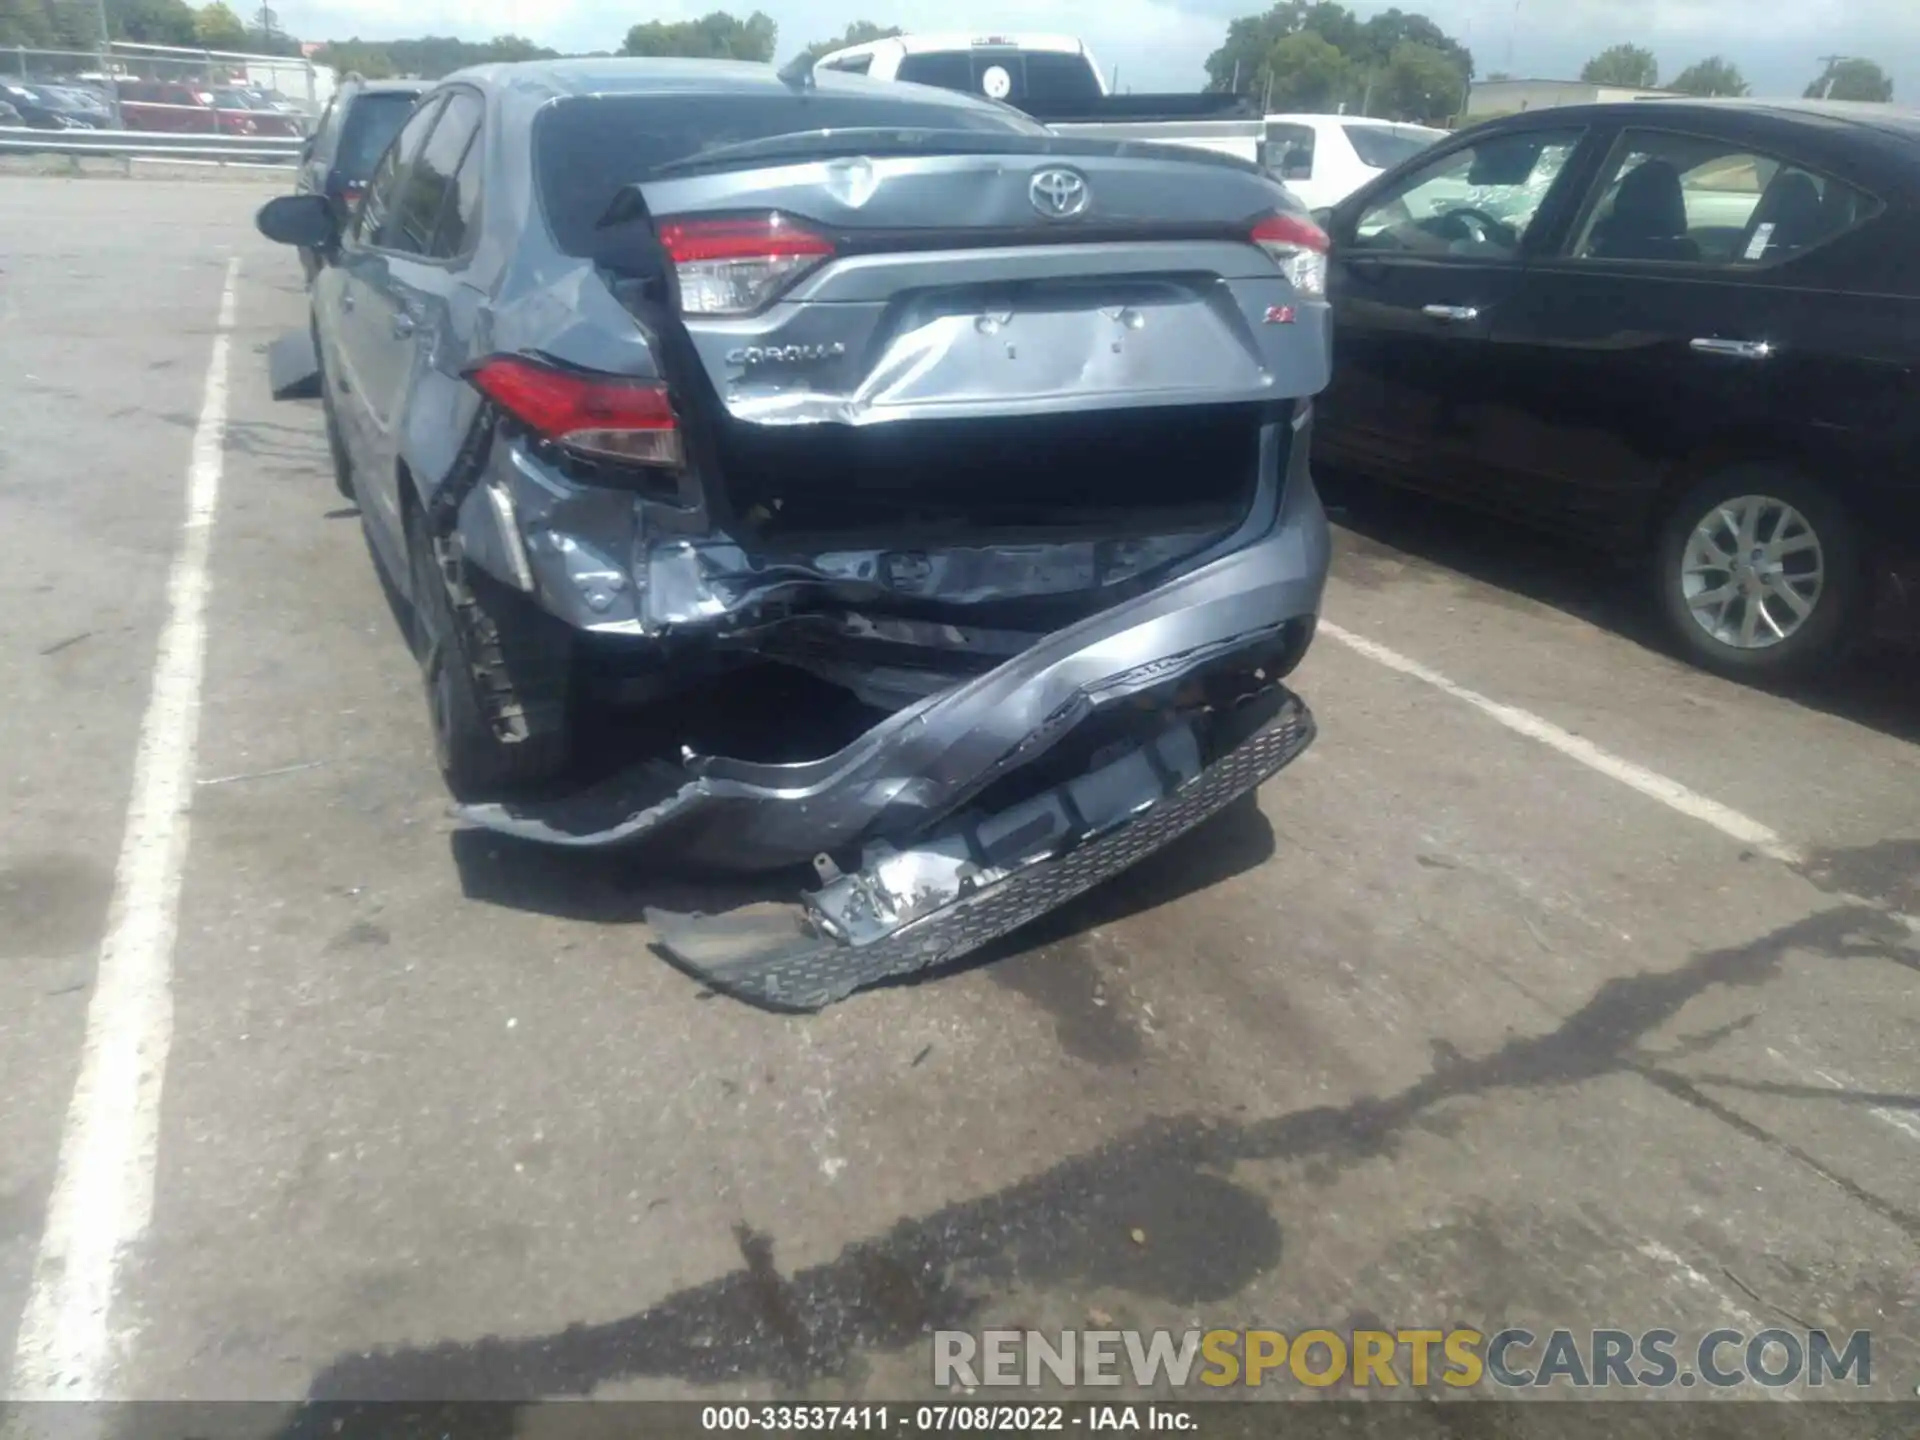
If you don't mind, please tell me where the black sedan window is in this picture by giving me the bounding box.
[1570,129,1880,267]
[1352,129,1584,260]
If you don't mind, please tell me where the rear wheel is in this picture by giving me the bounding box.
[1654,464,1861,681]
[406,517,574,800]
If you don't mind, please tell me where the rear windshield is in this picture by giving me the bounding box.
[337,93,420,179]
[535,91,1036,256]
[895,50,1103,113]
[1344,123,1442,171]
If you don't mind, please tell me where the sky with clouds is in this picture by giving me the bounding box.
[270,0,1917,101]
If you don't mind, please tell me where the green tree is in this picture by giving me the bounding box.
[1360,8,1470,81]
[1580,43,1659,87]
[796,19,899,64]
[1262,30,1353,111]
[0,0,53,45]
[621,10,776,62]
[194,1,247,48]
[312,37,394,77]
[106,0,199,43]
[1375,40,1466,122]
[1805,57,1892,101]
[1667,56,1749,96]
[1205,1,1470,112]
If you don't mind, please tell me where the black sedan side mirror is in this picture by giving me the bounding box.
[256,193,335,249]
[1311,206,1336,230]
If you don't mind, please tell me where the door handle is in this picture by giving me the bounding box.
[1690,337,1774,360]
[1421,304,1481,323]
[391,311,416,339]
[339,290,354,312]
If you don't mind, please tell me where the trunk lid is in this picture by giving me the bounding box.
[627,137,1331,425]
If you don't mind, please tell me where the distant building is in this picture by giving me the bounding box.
[1466,78,1681,118]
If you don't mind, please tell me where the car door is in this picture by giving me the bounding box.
[1316,124,1595,497]
[1475,122,1884,547]
[353,87,485,540]
[324,93,447,538]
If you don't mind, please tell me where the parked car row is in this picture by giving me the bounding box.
[0,76,308,135]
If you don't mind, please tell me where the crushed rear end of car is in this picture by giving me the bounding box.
[428,92,1335,1006]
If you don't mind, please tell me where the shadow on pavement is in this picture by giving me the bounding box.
[1320,470,1920,746]
[449,782,1277,1002]
[277,905,1915,1409]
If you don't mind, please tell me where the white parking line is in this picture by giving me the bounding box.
[1319,620,1801,862]
[1319,620,1920,935]
[7,258,239,1402]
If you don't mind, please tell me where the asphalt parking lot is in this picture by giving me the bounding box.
[1,175,1916,1409]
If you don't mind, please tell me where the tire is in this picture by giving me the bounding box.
[1654,464,1862,681]
[314,324,355,500]
[406,519,574,800]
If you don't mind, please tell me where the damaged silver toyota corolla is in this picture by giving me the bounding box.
[255,57,1331,1010]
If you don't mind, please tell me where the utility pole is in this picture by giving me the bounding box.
[1505,0,1520,74]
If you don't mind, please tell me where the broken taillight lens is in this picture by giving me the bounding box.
[466,355,682,467]
[1250,212,1330,300]
[654,212,835,316]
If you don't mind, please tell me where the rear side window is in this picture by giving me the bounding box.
[895,50,1103,111]
[337,93,420,180]
[432,121,484,259]
[387,90,481,258]
[1571,129,1881,266]
[1344,124,1441,171]
[823,54,873,75]
[356,93,444,246]
[534,92,1035,257]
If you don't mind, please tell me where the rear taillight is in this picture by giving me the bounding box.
[655,212,835,316]
[467,356,682,467]
[1251,212,1330,300]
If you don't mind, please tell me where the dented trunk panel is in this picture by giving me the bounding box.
[637,153,1331,424]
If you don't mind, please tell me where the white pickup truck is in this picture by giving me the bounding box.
[810,33,1449,206]
[810,32,1270,163]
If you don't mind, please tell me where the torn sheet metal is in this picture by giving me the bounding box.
[646,690,1316,1011]
[453,504,1327,873]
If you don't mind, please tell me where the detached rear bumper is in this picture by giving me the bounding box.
[455,467,1330,872]
[648,687,1315,1011]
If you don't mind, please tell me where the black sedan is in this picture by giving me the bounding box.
[1312,99,1920,679]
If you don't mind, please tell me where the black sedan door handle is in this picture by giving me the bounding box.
[1422,304,1481,323]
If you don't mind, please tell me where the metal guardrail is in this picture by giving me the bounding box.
[0,126,301,165]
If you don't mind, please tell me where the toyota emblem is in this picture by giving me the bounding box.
[1029,168,1090,219]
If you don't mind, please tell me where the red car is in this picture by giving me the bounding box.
[116,80,296,136]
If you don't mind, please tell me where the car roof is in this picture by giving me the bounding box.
[1267,113,1444,132]
[347,78,429,96]
[443,56,1024,115]
[827,33,1088,57]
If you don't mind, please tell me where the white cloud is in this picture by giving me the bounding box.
[272,0,1918,98]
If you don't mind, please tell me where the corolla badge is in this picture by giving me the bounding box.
[1029,168,1090,219]
[726,342,847,367]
